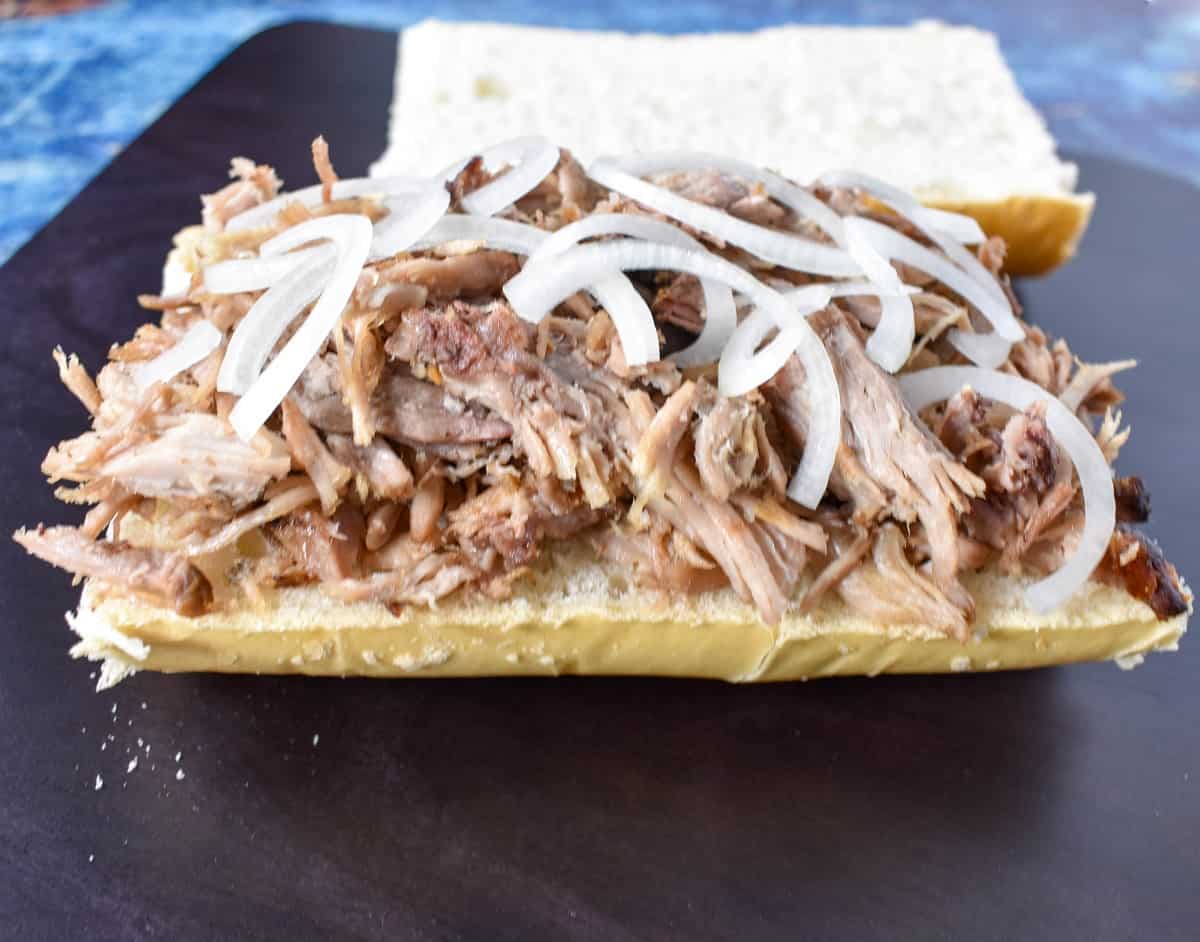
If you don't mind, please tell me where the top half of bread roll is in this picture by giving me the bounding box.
[373,19,1092,275]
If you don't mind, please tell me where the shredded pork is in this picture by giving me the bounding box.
[13,141,1188,631]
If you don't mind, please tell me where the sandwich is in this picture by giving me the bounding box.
[14,136,1189,687]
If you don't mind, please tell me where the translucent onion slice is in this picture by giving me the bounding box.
[946,328,1012,369]
[161,254,192,298]
[531,213,736,367]
[935,236,1013,313]
[225,175,429,232]
[916,206,988,245]
[459,136,560,217]
[730,278,917,502]
[721,287,833,397]
[368,184,451,260]
[229,215,373,441]
[820,169,1013,319]
[843,218,915,372]
[412,213,549,255]
[842,217,1025,343]
[588,158,860,277]
[898,366,1116,613]
[505,240,840,507]
[783,280,918,305]
[216,252,334,395]
[612,152,846,245]
[203,245,333,295]
[133,320,223,391]
[412,214,656,364]
[819,170,985,244]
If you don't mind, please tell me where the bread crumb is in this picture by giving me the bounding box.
[127,757,138,774]
[88,854,94,863]
[985,659,1000,670]
[950,656,972,673]
[505,652,519,664]
[301,639,332,662]
[392,644,453,671]
[176,768,186,781]
[312,734,320,747]
[94,774,103,791]
[175,751,182,763]
[361,649,378,666]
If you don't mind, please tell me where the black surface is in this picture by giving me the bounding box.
[1,21,1198,942]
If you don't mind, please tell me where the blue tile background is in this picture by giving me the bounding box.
[1,0,1198,265]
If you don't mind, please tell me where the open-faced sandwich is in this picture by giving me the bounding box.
[15,136,1189,686]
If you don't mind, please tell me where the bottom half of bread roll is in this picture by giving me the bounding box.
[68,539,1188,689]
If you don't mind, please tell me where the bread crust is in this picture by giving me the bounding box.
[923,192,1095,276]
[67,544,1188,686]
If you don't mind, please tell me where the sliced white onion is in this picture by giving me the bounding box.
[915,206,988,245]
[433,155,472,184]
[133,320,223,391]
[412,213,549,256]
[820,169,1013,319]
[458,136,560,217]
[412,214,656,364]
[842,217,1024,343]
[505,240,840,507]
[936,237,1014,312]
[898,366,1116,613]
[225,175,429,232]
[588,159,860,278]
[743,278,917,501]
[229,215,373,441]
[586,280,659,367]
[946,328,1013,369]
[613,152,846,245]
[531,213,736,367]
[721,286,833,397]
[784,280,919,304]
[160,254,192,298]
[217,252,334,395]
[368,184,451,260]
[819,170,985,244]
[843,218,915,372]
[203,245,333,295]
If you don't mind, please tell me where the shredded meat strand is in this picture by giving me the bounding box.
[311,135,337,204]
[15,525,211,615]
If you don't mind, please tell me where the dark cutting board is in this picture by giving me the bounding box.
[1,22,1197,942]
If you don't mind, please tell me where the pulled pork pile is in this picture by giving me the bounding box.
[15,147,1189,636]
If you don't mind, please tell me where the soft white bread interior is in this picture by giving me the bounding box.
[372,19,1093,274]
[69,539,1187,688]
